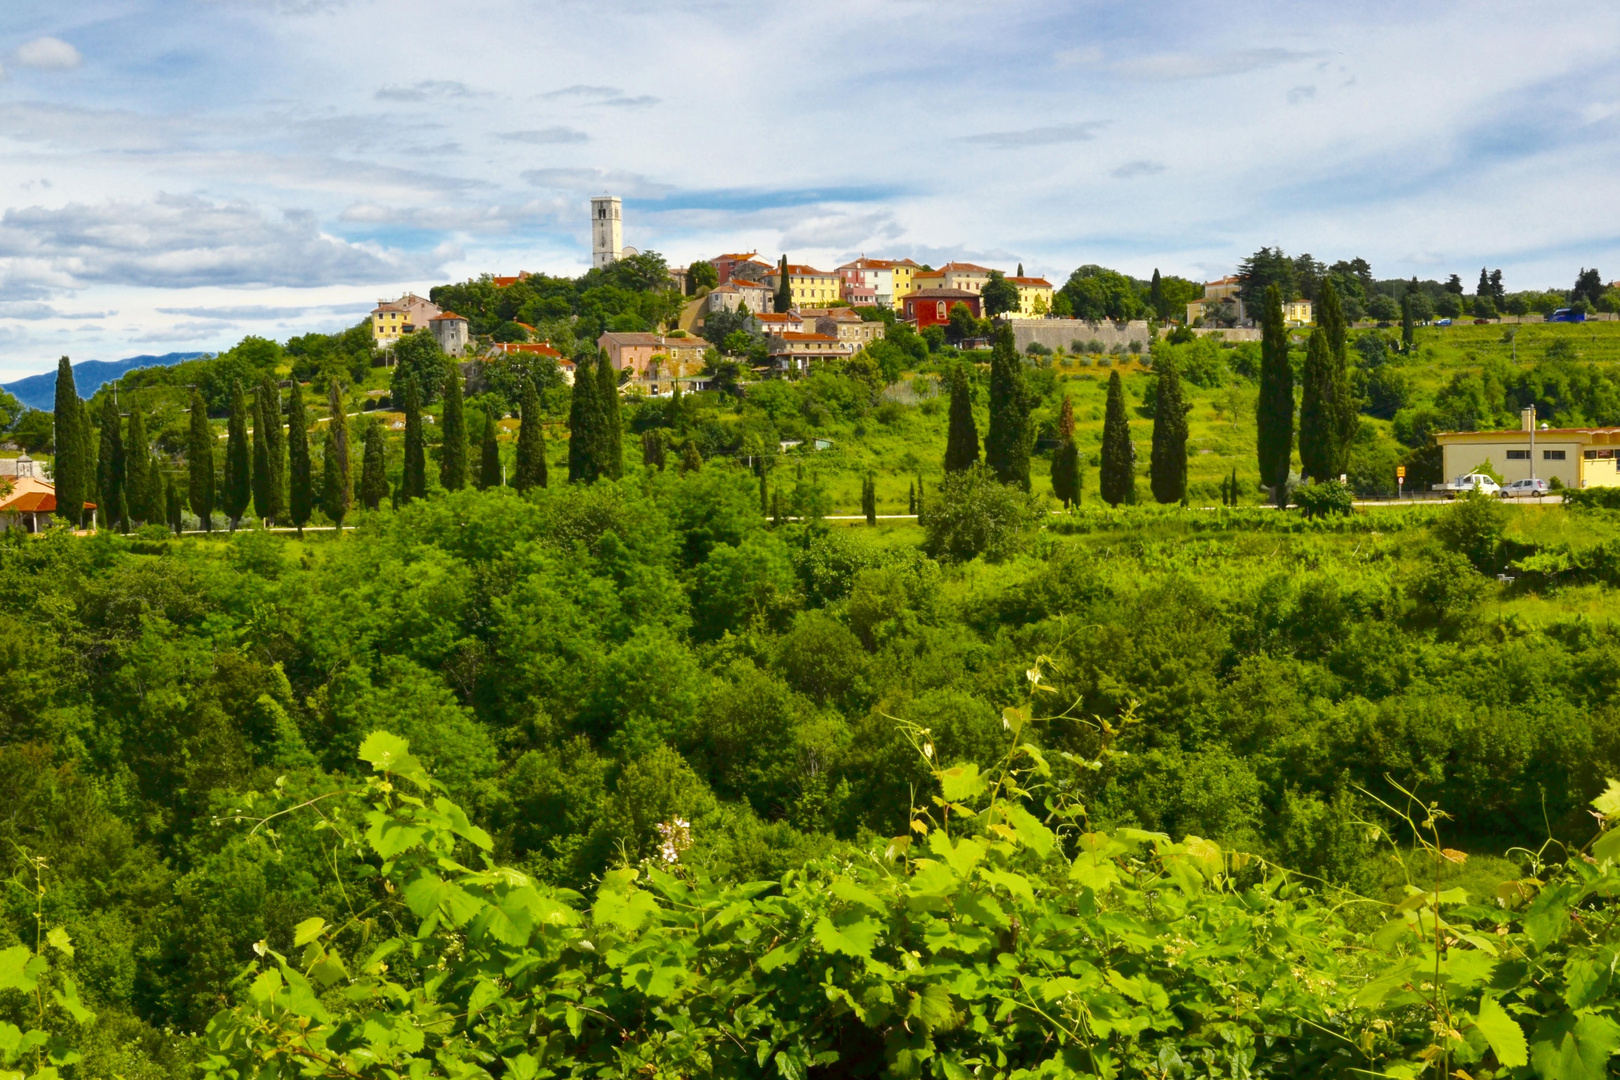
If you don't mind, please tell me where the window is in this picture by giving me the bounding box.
[936,302,946,320]
[1507,450,1530,460]
[1544,450,1566,460]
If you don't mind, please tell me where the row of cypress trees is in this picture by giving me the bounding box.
[942,325,1031,487]
[1256,279,1360,505]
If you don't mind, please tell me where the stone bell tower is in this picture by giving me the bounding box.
[591,195,622,269]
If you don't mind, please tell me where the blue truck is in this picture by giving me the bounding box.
[1547,309,1587,323]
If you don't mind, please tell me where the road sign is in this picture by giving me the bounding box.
[1396,466,1406,479]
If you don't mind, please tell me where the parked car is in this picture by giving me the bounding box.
[1499,478,1551,498]
[1434,473,1502,497]
[1435,318,1453,326]
[1548,309,1587,323]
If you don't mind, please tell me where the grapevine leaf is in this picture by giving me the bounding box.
[403,872,448,920]
[1530,1011,1620,1080]
[504,1053,539,1080]
[830,879,885,914]
[292,917,326,947]
[1070,856,1120,892]
[938,763,984,803]
[467,979,501,1017]
[0,1022,19,1060]
[815,915,879,958]
[358,730,415,773]
[982,869,1034,905]
[365,810,428,860]
[0,947,44,993]
[1523,885,1573,951]
[1591,778,1620,818]
[247,967,282,1005]
[1564,951,1615,1010]
[1004,803,1054,858]
[1474,995,1527,1069]
[45,929,73,959]
[50,978,94,1026]
[1592,827,1620,865]
[592,887,659,934]
[757,943,801,972]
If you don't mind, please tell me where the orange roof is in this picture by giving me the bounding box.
[487,342,562,358]
[940,261,993,274]
[1,491,55,513]
[1008,276,1052,287]
[915,270,944,279]
[776,264,833,277]
[839,257,903,271]
[775,332,840,342]
[716,252,758,261]
[492,273,530,288]
[753,312,801,322]
[1206,275,1241,286]
[429,311,467,321]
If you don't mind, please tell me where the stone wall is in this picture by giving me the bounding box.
[1004,318,1154,353]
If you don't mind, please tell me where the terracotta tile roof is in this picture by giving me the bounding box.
[753,313,801,323]
[0,490,55,513]
[1008,277,1052,287]
[716,252,758,261]
[914,270,945,280]
[487,342,563,358]
[777,264,834,276]
[429,311,468,321]
[492,273,530,288]
[773,332,841,342]
[908,287,980,299]
[940,261,993,273]
[599,332,663,346]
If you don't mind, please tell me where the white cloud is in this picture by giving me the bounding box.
[0,194,444,289]
[498,127,589,144]
[376,80,481,102]
[960,122,1105,148]
[12,37,82,70]
[522,168,673,198]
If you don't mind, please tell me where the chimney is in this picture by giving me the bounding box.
[1522,406,1536,432]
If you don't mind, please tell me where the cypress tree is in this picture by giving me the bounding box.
[567,358,599,483]
[51,357,83,525]
[641,429,666,471]
[916,476,925,517]
[1256,284,1294,507]
[223,381,251,530]
[97,393,128,531]
[251,394,269,523]
[943,362,979,473]
[1318,278,1347,363]
[863,473,877,525]
[287,380,312,535]
[774,254,792,314]
[125,407,155,525]
[1401,293,1415,353]
[258,375,286,525]
[439,366,468,490]
[760,469,769,516]
[514,378,548,492]
[1149,268,1167,320]
[478,408,502,489]
[1099,370,1135,507]
[1230,466,1240,507]
[360,421,388,511]
[1317,279,1358,464]
[1051,394,1079,507]
[187,388,214,532]
[596,351,623,480]
[1149,357,1189,504]
[908,482,916,515]
[401,372,426,501]
[984,325,1030,489]
[326,382,351,523]
[321,425,348,531]
[680,440,703,473]
[80,398,97,528]
[1298,328,1338,483]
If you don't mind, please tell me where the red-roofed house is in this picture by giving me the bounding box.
[713,253,774,284]
[938,262,996,295]
[705,279,775,315]
[0,459,96,533]
[492,272,531,288]
[484,342,575,385]
[903,289,982,330]
[429,311,470,355]
[1007,276,1054,317]
[371,293,442,349]
[748,312,806,336]
[766,331,855,373]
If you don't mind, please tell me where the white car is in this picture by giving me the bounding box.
[1437,473,1502,497]
[1499,478,1551,498]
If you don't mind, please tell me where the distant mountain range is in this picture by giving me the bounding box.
[1,353,208,411]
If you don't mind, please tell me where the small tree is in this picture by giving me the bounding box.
[360,421,388,511]
[1149,360,1188,504]
[641,430,666,471]
[943,362,980,473]
[1149,268,1167,320]
[946,303,979,346]
[982,271,1019,318]
[689,260,718,292]
[1401,293,1415,352]
[259,375,286,524]
[439,366,468,491]
[921,463,1043,563]
[908,482,917,515]
[862,473,877,525]
[401,372,426,502]
[680,440,703,474]
[478,408,501,490]
[287,381,312,535]
[1050,395,1079,508]
[223,380,251,530]
[514,378,548,492]
[1099,370,1135,506]
[251,394,270,524]
[187,387,215,532]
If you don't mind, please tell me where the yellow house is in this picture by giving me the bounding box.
[764,264,842,307]
[889,259,921,310]
[371,293,442,348]
[1435,417,1620,489]
[1009,276,1054,317]
[1284,298,1313,325]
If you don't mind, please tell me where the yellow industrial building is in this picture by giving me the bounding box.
[1436,414,1620,489]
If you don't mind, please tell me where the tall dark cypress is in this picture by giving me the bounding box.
[1401,293,1415,353]
[51,357,83,525]
[567,359,599,483]
[125,407,154,525]
[287,380,312,535]
[1099,370,1135,507]
[97,393,128,531]
[326,382,351,523]
[401,372,426,501]
[257,375,285,525]
[514,379,548,492]
[1318,278,1347,363]
[596,352,623,480]
[360,421,388,511]
[1256,284,1295,506]
[321,425,348,531]
[984,325,1030,490]
[1149,269,1167,320]
[478,408,502,490]
[187,388,215,531]
[251,395,270,524]
[760,468,769,515]
[774,255,792,314]
[1149,357,1189,504]
[80,399,97,528]
[943,362,979,473]
[223,381,252,530]
[862,473,877,525]
[1050,394,1079,507]
[1298,328,1338,483]
[439,366,468,490]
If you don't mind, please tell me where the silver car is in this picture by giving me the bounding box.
[1499,478,1551,498]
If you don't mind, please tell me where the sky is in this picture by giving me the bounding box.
[1,0,1618,381]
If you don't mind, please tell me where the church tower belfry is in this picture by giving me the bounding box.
[590,196,622,269]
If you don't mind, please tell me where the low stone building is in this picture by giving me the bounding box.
[705,279,774,315]
[429,311,469,355]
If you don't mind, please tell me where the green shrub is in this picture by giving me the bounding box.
[920,462,1044,562]
[1294,479,1354,518]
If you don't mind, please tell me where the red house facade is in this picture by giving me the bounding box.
[903,289,981,330]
